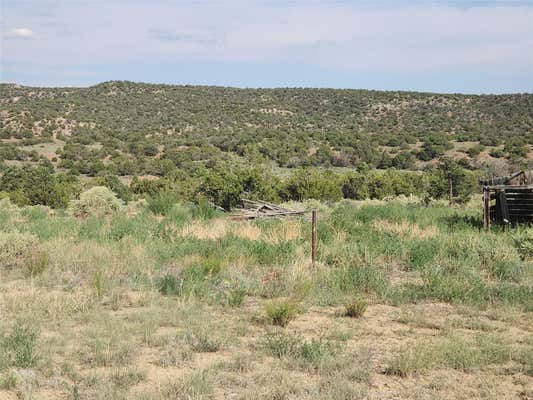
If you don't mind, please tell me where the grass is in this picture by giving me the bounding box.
[183,329,222,353]
[264,299,299,327]
[384,334,516,376]
[0,198,532,399]
[263,331,340,368]
[1,321,39,368]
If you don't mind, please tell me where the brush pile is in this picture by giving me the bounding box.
[232,199,305,219]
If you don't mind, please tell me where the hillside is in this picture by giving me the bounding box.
[1,81,532,176]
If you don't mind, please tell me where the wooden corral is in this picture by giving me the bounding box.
[482,171,533,229]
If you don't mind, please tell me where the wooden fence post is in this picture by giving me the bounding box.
[483,187,490,231]
[311,210,317,268]
[448,173,453,204]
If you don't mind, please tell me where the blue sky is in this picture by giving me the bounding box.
[1,0,532,93]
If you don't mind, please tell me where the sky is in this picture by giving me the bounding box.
[1,0,532,93]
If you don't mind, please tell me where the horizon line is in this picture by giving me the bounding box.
[2,80,532,97]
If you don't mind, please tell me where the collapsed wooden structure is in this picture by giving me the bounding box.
[232,199,305,220]
[482,171,533,229]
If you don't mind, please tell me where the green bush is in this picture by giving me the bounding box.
[68,186,123,218]
[283,168,342,202]
[199,167,244,210]
[0,164,79,208]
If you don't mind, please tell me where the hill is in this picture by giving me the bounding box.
[1,81,532,175]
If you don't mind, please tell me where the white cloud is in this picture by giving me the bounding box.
[7,28,34,38]
[13,28,33,37]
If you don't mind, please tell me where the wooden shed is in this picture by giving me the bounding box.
[481,171,533,229]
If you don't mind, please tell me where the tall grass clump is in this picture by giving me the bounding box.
[1,321,40,368]
[190,197,219,220]
[511,227,533,259]
[68,186,123,218]
[265,299,299,327]
[147,191,180,215]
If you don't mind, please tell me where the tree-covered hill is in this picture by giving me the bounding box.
[1,81,532,174]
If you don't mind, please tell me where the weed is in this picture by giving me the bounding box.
[1,321,39,368]
[226,287,247,307]
[263,330,301,358]
[265,299,298,327]
[384,334,513,376]
[156,345,193,367]
[157,273,181,296]
[109,368,147,388]
[81,335,136,367]
[0,371,17,390]
[343,297,368,318]
[143,370,213,400]
[91,268,106,299]
[263,331,341,370]
[183,330,221,353]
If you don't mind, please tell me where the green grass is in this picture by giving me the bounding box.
[265,300,299,327]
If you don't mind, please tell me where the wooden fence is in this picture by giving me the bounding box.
[483,184,533,229]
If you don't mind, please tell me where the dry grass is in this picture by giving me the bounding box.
[372,218,438,239]
[177,218,301,243]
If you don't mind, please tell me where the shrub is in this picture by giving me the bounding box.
[68,186,123,218]
[265,299,299,327]
[0,164,79,208]
[283,168,342,202]
[343,297,368,318]
[341,173,369,200]
[199,167,244,210]
[93,174,131,201]
[0,231,39,269]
